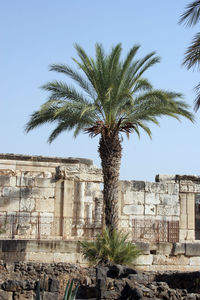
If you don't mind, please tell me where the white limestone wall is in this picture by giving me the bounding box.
[119,180,180,241]
[0,155,103,239]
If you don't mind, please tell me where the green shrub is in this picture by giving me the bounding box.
[80,228,140,265]
[63,279,79,300]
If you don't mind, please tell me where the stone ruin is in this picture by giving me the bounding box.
[0,153,200,270]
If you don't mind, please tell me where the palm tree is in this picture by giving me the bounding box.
[179,1,200,110]
[26,43,193,232]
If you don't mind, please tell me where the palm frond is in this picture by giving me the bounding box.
[49,64,96,98]
[80,228,140,265]
[179,1,200,26]
[183,32,200,70]
[26,43,193,139]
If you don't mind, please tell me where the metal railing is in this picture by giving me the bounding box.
[132,219,179,243]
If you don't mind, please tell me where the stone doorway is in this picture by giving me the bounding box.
[195,194,200,240]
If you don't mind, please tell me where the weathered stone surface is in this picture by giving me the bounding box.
[0,197,19,212]
[2,187,20,198]
[20,198,35,212]
[186,243,200,256]
[159,194,179,205]
[144,204,156,215]
[135,242,150,255]
[0,176,16,187]
[35,178,55,188]
[13,291,34,300]
[16,176,35,187]
[172,243,186,256]
[145,182,168,193]
[130,181,145,191]
[123,191,145,205]
[145,193,160,204]
[0,290,13,300]
[123,205,144,215]
[2,280,25,292]
[135,255,153,265]
[155,174,176,182]
[35,198,54,212]
[154,243,173,255]
[189,257,200,265]
[157,205,180,216]
[187,193,195,230]
[168,183,179,195]
[32,188,55,199]
[153,254,189,266]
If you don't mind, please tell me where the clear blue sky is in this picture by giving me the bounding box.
[1,0,200,181]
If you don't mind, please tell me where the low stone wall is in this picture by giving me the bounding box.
[0,240,85,265]
[0,262,200,299]
[136,241,200,271]
[1,240,200,272]
[0,261,96,300]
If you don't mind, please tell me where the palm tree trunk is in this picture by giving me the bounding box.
[98,131,122,232]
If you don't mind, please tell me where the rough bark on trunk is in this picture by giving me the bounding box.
[98,131,122,232]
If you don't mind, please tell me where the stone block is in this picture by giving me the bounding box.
[159,194,179,206]
[16,176,35,187]
[145,182,167,193]
[194,184,200,193]
[130,181,145,191]
[145,193,160,205]
[157,205,180,216]
[168,183,179,195]
[35,178,55,188]
[0,290,13,300]
[180,214,187,230]
[119,219,129,228]
[134,242,150,254]
[43,292,58,300]
[25,240,79,253]
[188,185,195,192]
[153,254,189,265]
[154,243,173,255]
[20,187,33,198]
[124,191,145,205]
[40,212,54,219]
[32,188,55,199]
[85,196,93,203]
[144,204,156,215]
[135,254,153,265]
[187,193,195,230]
[179,229,187,241]
[35,198,54,213]
[26,252,54,263]
[172,243,186,255]
[2,187,20,198]
[180,185,188,192]
[180,193,187,214]
[123,204,144,215]
[155,174,176,182]
[186,230,195,240]
[53,252,82,263]
[19,198,35,212]
[0,176,16,187]
[13,291,34,300]
[121,181,145,193]
[189,257,200,265]
[0,197,19,212]
[186,242,200,256]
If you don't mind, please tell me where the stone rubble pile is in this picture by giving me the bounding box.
[95,264,200,299]
[0,261,200,299]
